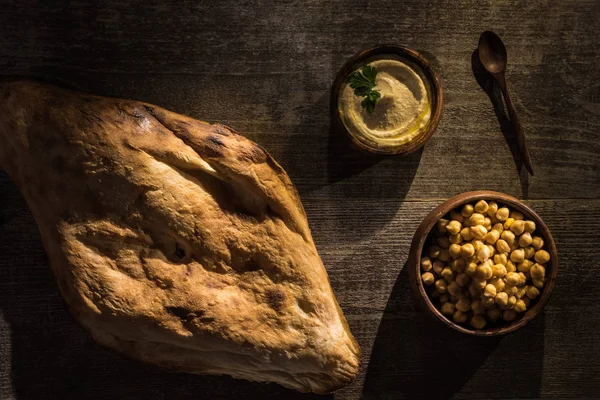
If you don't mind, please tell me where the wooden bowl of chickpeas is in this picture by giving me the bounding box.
[408,190,558,336]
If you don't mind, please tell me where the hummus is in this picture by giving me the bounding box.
[339,56,431,151]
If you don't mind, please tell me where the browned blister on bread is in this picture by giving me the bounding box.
[0,81,360,393]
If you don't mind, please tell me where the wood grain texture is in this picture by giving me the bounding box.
[0,0,599,398]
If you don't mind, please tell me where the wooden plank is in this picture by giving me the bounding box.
[0,1,599,200]
[1,171,599,398]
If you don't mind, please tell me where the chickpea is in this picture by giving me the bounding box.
[505,285,518,296]
[506,272,521,286]
[510,210,525,220]
[517,272,527,286]
[476,263,493,280]
[510,249,525,263]
[492,223,504,233]
[496,207,510,221]
[474,200,489,213]
[477,245,491,262]
[522,297,531,307]
[526,286,540,299]
[523,246,536,259]
[441,302,455,315]
[484,230,500,245]
[487,201,499,217]
[473,239,485,252]
[503,217,515,229]
[438,236,451,249]
[470,315,487,329]
[524,220,536,233]
[452,210,465,223]
[532,236,544,250]
[451,258,466,273]
[494,253,508,266]
[468,283,482,297]
[519,232,533,247]
[487,307,502,321]
[483,217,493,231]
[516,286,527,299]
[472,277,488,290]
[449,282,463,297]
[435,279,447,293]
[449,244,462,259]
[460,227,474,241]
[495,292,509,307]
[507,295,517,309]
[509,240,520,252]
[437,218,450,233]
[441,267,454,279]
[433,260,445,275]
[487,244,496,257]
[495,239,510,254]
[501,230,516,245]
[469,213,486,227]
[503,309,517,321]
[456,273,470,287]
[461,204,474,218]
[453,310,468,323]
[447,220,462,235]
[489,277,505,292]
[491,215,501,225]
[483,284,497,298]
[482,296,495,308]
[471,299,485,315]
[422,272,435,285]
[465,262,478,277]
[440,293,450,303]
[422,257,433,271]
[439,249,451,262]
[461,243,475,258]
[506,260,517,273]
[518,259,533,273]
[510,220,525,235]
[532,278,544,289]
[535,250,551,264]
[429,245,441,259]
[449,233,462,244]
[471,225,487,239]
[456,298,471,312]
[492,263,507,278]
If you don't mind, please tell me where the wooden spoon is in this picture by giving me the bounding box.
[478,31,534,175]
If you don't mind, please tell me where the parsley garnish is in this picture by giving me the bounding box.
[347,65,381,113]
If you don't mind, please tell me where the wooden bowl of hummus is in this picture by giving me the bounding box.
[331,45,443,155]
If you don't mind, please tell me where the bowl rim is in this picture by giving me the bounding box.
[408,190,559,336]
[329,44,443,155]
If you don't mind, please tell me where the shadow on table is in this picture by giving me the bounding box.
[362,264,544,399]
[280,91,422,241]
[471,49,529,199]
[0,173,327,400]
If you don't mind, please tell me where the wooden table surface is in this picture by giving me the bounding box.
[1,1,599,399]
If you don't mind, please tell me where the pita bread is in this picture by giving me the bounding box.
[0,80,360,393]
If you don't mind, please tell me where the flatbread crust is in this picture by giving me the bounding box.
[0,81,360,393]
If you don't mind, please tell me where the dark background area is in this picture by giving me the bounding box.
[1,0,599,398]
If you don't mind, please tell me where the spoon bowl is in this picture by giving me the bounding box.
[478,31,508,75]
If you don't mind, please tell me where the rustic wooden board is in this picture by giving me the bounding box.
[1,0,599,398]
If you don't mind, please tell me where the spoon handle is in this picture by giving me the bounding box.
[497,78,534,175]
